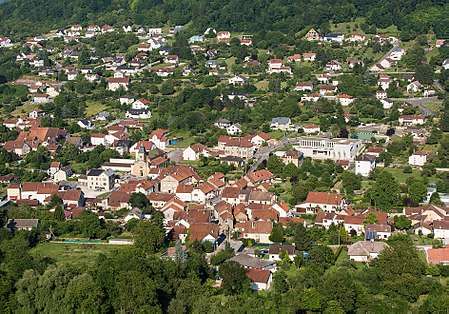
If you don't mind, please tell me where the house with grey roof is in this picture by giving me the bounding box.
[270,117,293,131]
[348,241,389,262]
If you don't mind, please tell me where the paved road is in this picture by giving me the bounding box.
[248,135,298,173]
[373,41,400,69]
[391,97,442,116]
[433,79,446,94]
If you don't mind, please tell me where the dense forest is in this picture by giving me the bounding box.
[1,0,449,39]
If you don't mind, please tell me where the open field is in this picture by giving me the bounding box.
[85,100,108,116]
[30,242,130,265]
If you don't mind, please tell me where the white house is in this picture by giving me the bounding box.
[108,78,129,91]
[246,269,272,291]
[228,76,247,85]
[77,119,93,130]
[226,124,242,135]
[380,98,393,109]
[296,191,345,213]
[443,59,449,70]
[32,94,52,103]
[409,151,429,166]
[355,154,376,177]
[119,96,135,105]
[91,134,107,146]
[294,82,314,92]
[0,37,13,48]
[376,90,387,99]
[183,144,209,161]
[398,115,425,126]
[125,109,151,119]
[407,81,423,93]
[132,98,149,110]
[271,117,292,131]
[434,221,449,239]
[336,94,354,106]
[302,124,320,134]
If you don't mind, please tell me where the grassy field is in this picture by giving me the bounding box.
[384,167,437,184]
[419,101,443,113]
[254,80,269,91]
[169,129,195,148]
[85,100,108,117]
[330,17,366,34]
[30,242,129,266]
[12,102,38,116]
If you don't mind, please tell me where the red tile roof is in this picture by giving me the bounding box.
[305,192,344,206]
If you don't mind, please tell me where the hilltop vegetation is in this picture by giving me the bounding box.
[1,0,449,39]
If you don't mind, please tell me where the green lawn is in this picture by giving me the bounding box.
[267,130,285,140]
[419,102,443,113]
[30,242,129,266]
[383,167,436,184]
[330,17,366,34]
[85,100,108,117]
[169,130,195,148]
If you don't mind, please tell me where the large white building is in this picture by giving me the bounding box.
[355,154,376,177]
[294,137,363,161]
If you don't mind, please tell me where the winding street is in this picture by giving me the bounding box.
[390,96,442,116]
[247,134,298,173]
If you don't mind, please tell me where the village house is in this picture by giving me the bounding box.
[433,221,449,239]
[365,224,392,240]
[398,115,426,126]
[296,191,345,214]
[409,151,431,166]
[336,94,354,106]
[305,28,320,41]
[108,77,129,91]
[149,129,170,150]
[270,117,292,131]
[236,220,273,243]
[218,136,256,159]
[355,154,376,177]
[294,82,314,92]
[227,124,242,136]
[268,244,298,261]
[85,169,115,191]
[183,143,210,161]
[303,52,316,61]
[348,241,389,262]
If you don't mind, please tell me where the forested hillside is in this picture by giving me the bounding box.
[1,0,449,39]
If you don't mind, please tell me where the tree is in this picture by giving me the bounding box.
[129,192,150,209]
[47,194,63,209]
[63,274,103,313]
[283,163,298,178]
[393,216,412,230]
[306,245,334,269]
[272,271,288,293]
[363,212,379,226]
[407,178,427,206]
[291,223,312,251]
[267,155,285,177]
[340,171,362,195]
[269,224,285,243]
[375,242,425,280]
[53,204,65,221]
[219,261,250,294]
[415,64,434,85]
[367,171,401,211]
[134,216,166,254]
[376,151,392,167]
[113,270,160,312]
